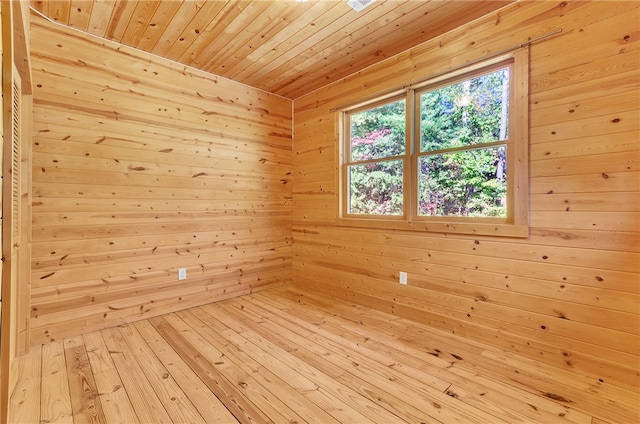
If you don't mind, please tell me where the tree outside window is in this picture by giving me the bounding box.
[340,50,529,237]
[417,66,510,218]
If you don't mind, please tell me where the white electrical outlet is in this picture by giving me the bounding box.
[399,271,407,285]
[178,267,187,280]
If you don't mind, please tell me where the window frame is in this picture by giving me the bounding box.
[338,48,529,238]
[341,93,410,220]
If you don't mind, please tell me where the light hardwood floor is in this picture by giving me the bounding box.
[8,285,637,423]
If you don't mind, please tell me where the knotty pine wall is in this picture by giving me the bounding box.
[29,14,292,345]
[293,0,639,401]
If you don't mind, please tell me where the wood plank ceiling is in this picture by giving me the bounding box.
[29,0,513,99]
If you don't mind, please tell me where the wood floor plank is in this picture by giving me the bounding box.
[592,418,614,424]
[82,331,140,424]
[116,324,207,424]
[99,327,172,424]
[40,341,73,423]
[11,285,624,423]
[175,309,316,423]
[132,320,239,424]
[274,288,585,413]
[149,314,273,424]
[443,383,542,424]
[271,286,593,424]
[180,307,342,424]
[226,294,506,424]
[63,336,107,424]
[249,291,456,384]
[243,293,494,424]
[8,345,42,424]
[477,350,639,423]
[391,323,630,423]
[208,300,439,424]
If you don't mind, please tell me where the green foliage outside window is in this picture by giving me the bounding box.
[346,66,510,218]
[418,147,506,217]
[419,68,509,217]
[348,100,406,215]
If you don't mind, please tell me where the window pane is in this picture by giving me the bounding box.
[348,160,403,215]
[418,146,506,217]
[420,67,509,152]
[350,99,406,162]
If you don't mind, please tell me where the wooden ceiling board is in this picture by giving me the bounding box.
[232,2,354,88]
[234,2,350,79]
[50,0,72,22]
[135,0,184,52]
[146,0,203,57]
[87,0,117,37]
[201,1,308,74]
[120,1,161,46]
[160,1,229,61]
[261,0,431,95]
[174,2,250,64]
[261,0,486,97]
[223,1,336,80]
[105,1,138,41]
[68,0,93,31]
[30,0,514,99]
[190,1,276,70]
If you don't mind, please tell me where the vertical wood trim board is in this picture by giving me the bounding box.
[2,0,33,420]
[292,0,640,396]
[0,4,6,420]
[17,91,32,355]
[29,14,293,345]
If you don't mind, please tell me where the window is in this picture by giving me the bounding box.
[346,97,407,216]
[340,49,529,237]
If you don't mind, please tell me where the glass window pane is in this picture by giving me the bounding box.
[348,160,403,215]
[418,146,507,217]
[350,99,406,162]
[420,67,510,152]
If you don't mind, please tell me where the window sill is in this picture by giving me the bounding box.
[336,218,529,238]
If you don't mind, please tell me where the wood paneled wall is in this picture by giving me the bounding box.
[292,0,639,410]
[29,14,292,345]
